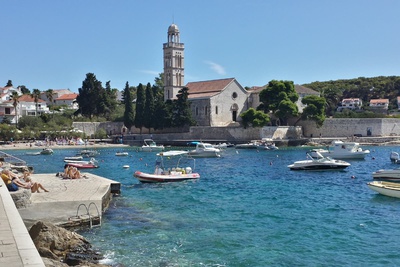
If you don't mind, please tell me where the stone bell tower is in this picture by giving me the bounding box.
[163,23,185,101]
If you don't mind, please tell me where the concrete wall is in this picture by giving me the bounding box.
[298,118,400,137]
[73,118,400,145]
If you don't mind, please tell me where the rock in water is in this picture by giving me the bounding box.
[29,221,107,266]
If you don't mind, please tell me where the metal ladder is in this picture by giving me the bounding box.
[74,202,102,228]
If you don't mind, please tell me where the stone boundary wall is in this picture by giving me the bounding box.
[73,118,400,144]
[298,118,400,138]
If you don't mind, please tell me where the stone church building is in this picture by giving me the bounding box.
[162,23,318,127]
[163,23,251,127]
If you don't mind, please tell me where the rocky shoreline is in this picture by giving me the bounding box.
[29,221,122,267]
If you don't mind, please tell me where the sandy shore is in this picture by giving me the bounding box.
[0,142,131,151]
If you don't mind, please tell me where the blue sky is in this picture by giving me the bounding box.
[1,0,399,93]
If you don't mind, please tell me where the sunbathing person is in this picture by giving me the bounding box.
[1,169,18,191]
[3,170,49,193]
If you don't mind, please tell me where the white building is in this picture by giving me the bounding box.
[54,93,79,109]
[337,98,363,112]
[186,78,250,126]
[40,89,74,106]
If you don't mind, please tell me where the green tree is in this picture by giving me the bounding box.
[134,83,145,134]
[123,82,135,131]
[259,80,299,125]
[301,95,327,127]
[31,89,41,116]
[320,86,342,116]
[240,108,270,128]
[172,87,195,127]
[11,92,20,125]
[76,73,103,118]
[143,83,155,133]
[45,89,54,106]
[19,85,30,95]
[5,80,12,87]
[152,84,167,130]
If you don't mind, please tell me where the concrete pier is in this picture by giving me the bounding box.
[0,172,121,266]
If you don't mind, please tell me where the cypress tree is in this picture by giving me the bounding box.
[143,83,155,133]
[123,82,135,131]
[134,83,145,134]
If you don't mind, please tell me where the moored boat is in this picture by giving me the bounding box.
[141,139,164,152]
[390,152,400,163]
[367,181,400,198]
[310,140,370,159]
[40,148,54,155]
[188,142,221,158]
[115,152,129,156]
[66,158,99,169]
[372,168,400,181]
[133,150,200,183]
[288,151,351,170]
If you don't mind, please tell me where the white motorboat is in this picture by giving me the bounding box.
[66,158,99,169]
[288,151,351,170]
[188,142,221,158]
[372,168,400,181]
[78,149,100,157]
[133,150,200,183]
[310,140,369,159]
[141,139,164,152]
[235,140,278,150]
[40,148,54,155]
[64,156,84,161]
[367,181,400,198]
[390,152,400,163]
[115,152,129,156]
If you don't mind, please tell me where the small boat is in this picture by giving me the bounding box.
[213,143,234,149]
[288,151,351,170]
[367,181,400,198]
[123,165,130,169]
[40,148,54,155]
[26,151,41,156]
[66,158,99,169]
[78,149,100,157]
[235,140,278,150]
[116,152,129,156]
[310,140,370,159]
[188,142,221,158]
[372,168,400,181]
[390,152,400,163]
[64,156,84,161]
[141,139,164,152]
[133,150,200,183]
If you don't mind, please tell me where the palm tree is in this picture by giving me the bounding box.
[11,92,20,125]
[45,89,54,106]
[31,89,41,116]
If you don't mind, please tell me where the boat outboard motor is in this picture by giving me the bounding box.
[185,167,192,174]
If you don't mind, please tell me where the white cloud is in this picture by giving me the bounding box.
[139,70,160,76]
[204,61,226,75]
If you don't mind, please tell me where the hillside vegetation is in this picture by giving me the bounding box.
[303,76,400,114]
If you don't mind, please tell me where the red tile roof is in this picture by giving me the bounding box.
[56,93,78,100]
[17,94,46,103]
[185,78,235,99]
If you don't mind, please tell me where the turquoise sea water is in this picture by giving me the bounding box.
[10,145,400,266]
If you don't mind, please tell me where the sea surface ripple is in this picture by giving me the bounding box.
[11,145,400,266]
